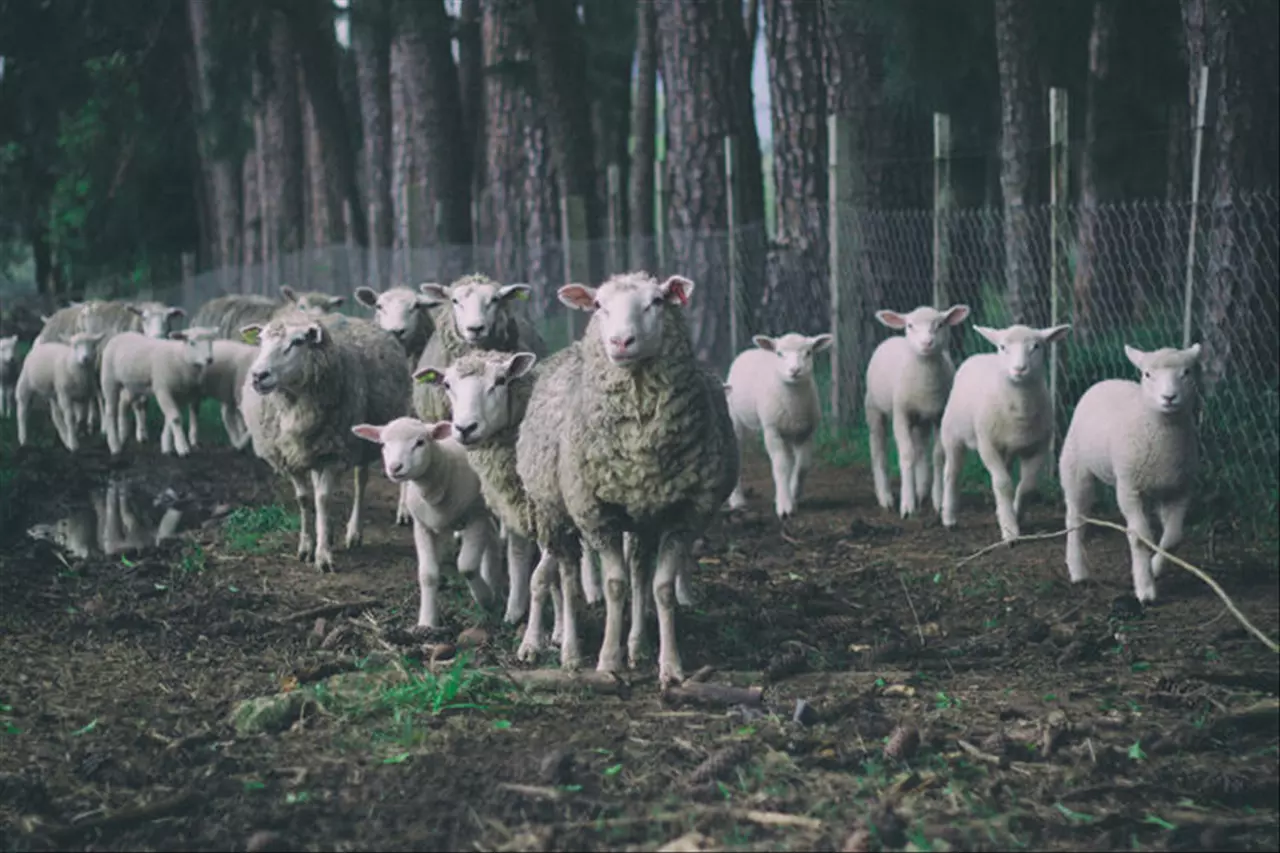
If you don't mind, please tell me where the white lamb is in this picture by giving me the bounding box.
[15,332,105,451]
[352,417,500,629]
[0,335,20,418]
[725,332,832,519]
[99,328,220,457]
[939,323,1072,541]
[1059,344,1202,603]
[192,340,259,450]
[864,304,971,517]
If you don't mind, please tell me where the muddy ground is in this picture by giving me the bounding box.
[0,433,1277,853]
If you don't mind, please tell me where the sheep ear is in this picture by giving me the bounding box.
[752,335,776,352]
[350,424,383,443]
[240,325,262,346]
[875,310,907,329]
[1123,344,1146,370]
[722,382,732,393]
[280,285,298,302]
[167,307,187,319]
[1185,342,1202,362]
[326,295,345,309]
[1040,324,1072,345]
[40,314,52,324]
[809,333,834,353]
[498,283,532,303]
[504,351,537,379]
[660,275,695,306]
[558,284,597,311]
[354,287,378,308]
[413,366,446,386]
[127,305,144,317]
[419,282,449,304]
[427,421,454,441]
[973,325,1003,347]
[944,304,971,326]
[302,324,324,345]
[414,294,437,309]
[168,330,188,341]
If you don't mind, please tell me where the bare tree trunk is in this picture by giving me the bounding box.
[745,0,759,51]
[584,0,636,273]
[263,10,305,273]
[994,0,1044,326]
[481,0,534,283]
[241,147,261,282]
[525,117,562,312]
[457,0,484,225]
[352,0,393,271]
[764,0,827,337]
[655,0,764,367]
[389,17,413,270]
[629,0,658,273]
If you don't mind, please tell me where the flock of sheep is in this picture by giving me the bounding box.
[0,271,1204,686]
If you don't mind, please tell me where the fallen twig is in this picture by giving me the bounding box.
[500,668,638,696]
[278,599,383,624]
[662,680,764,709]
[898,574,926,647]
[733,809,822,830]
[51,788,198,841]
[956,738,1007,768]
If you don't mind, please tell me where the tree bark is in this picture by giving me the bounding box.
[994,0,1044,326]
[457,0,485,211]
[655,0,764,367]
[583,0,636,273]
[389,12,414,270]
[628,0,658,273]
[764,0,827,337]
[351,0,393,267]
[262,9,305,269]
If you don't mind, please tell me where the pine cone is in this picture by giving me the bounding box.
[884,724,920,761]
[687,741,751,787]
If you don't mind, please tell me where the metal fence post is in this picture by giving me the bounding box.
[932,113,952,309]
[725,135,740,362]
[1182,65,1210,350]
[1049,87,1069,449]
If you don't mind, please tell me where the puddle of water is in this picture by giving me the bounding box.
[26,477,185,559]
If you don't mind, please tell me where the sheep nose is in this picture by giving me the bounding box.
[1011,365,1028,376]
[389,462,404,476]
[609,336,636,350]
[390,328,405,338]
[1161,393,1177,405]
[252,370,269,384]
[455,422,479,442]
[466,325,485,336]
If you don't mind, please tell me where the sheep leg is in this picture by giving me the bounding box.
[555,546,583,670]
[596,536,630,673]
[481,518,506,592]
[579,548,602,605]
[15,384,30,446]
[940,437,964,528]
[396,482,412,526]
[130,394,149,444]
[155,390,191,457]
[517,550,558,661]
[52,391,78,452]
[675,554,696,607]
[893,411,921,518]
[1062,457,1094,584]
[653,534,688,688]
[976,436,1018,541]
[289,474,315,562]
[311,467,337,571]
[103,385,124,455]
[627,533,659,669]
[186,402,199,448]
[1013,448,1047,519]
[550,576,564,644]
[790,438,814,507]
[868,407,894,510]
[929,426,946,512]
[763,428,796,519]
[344,464,368,549]
[1116,483,1157,603]
[504,533,536,623]
[220,403,243,446]
[726,419,748,511]
[456,515,495,608]
[911,424,932,512]
[412,521,443,629]
[1151,495,1189,580]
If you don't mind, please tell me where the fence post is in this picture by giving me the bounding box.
[724,135,740,362]
[932,113,952,309]
[1049,87,1069,450]
[1182,65,1210,350]
[367,200,380,288]
[181,252,195,314]
[560,193,589,344]
[655,151,668,273]
[606,163,623,275]
[434,200,448,282]
[827,113,856,427]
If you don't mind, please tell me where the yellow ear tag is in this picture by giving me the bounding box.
[241,328,261,346]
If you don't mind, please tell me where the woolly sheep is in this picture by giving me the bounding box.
[354,285,437,365]
[939,323,1072,541]
[352,417,501,628]
[0,335,19,418]
[239,312,410,572]
[15,333,105,451]
[191,286,344,342]
[1059,344,1203,603]
[411,274,548,425]
[725,332,833,519]
[865,304,971,517]
[192,340,260,450]
[99,328,219,457]
[519,273,738,686]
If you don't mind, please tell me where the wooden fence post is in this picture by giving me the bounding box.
[1049,87,1069,448]
[725,135,740,362]
[932,113,953,309]
[827,114,856,427]
[1181,65,1210,350]
[560,193,589,345]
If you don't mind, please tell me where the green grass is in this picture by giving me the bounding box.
[221,504,299,553]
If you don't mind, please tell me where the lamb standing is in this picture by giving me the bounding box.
[354,286,437,365]
[1059,344,1202,603]
[0,335,19,418]
[725,332,832,519]
[239,312,410,572]
[15,332,105,451]
[939,323,1072,541]
[192,339,260,450]
[864,304,971,517]
[352,418,500,628]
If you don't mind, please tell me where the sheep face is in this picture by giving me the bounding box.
[559,273,695,366]
[68,332,105,367]
[752,333,832,385]
[130,303,187,339]
[355,287,433,346]
[352,417,454,482]
[169,327,218,369]
[974,323,1072,386]
[1125,343,1202,416]
[281,285,344,315]
[420,278,530,345]
[242,320,322,394]
[0,335,17,364]
[414,352,537,446]
[875,304,970,357]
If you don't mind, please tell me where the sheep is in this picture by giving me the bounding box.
[280,285,345,315]
[864,304,971,517]
[939,323,1072,541]
[191,339,260,450]
[238,312,410,572]
[351,417,500,629]
[411,274,548,425]
[191,286,344,341]
[353,285,437,365]
[517,273,739,686]
[0,335,19,418]
[1059,344,1203,603]
[99,328,220,457]
[725,332,833,519]
[15,332,106,451]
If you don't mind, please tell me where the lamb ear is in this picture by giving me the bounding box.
[1123,344,1146,371]
[558,284,597,311]
[240,324,262,346]
[752,335,776,352]
[418,282,449,303]
[426,421,454,441]
[943,304,971,326]
[1185,342,1202,362]
[1040,324,1072,345]
[302,324,324,345]
[350,424,383,443]
[973,325,1003,348]
[280,285,298,302]
[809,333,833,353]
[354,287,378,308]
[504,351,537,379]
[660,275,695,306]
[167,307,187,319]
[168,330,188,341]
[326,295,345,309]
[413,366,446,385]
[875,310,907,330]
[498,283,532,303]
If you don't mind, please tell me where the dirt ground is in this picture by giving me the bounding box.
[1,437,1277,853]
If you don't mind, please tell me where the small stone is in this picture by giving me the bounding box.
[792,699,819,727]
[246,830,288,852]
[456,627,489,649]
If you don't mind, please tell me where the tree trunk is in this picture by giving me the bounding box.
[524,116,562,313]
[745,0,759,51]
[655,0,764,368]
[389,14,414,276]
[628,0,658,273]
[262,9,305,277]
[994,0,1044,326]
[186,0,242,278]
[1071,0,1118,340]
[351,0,394,276]
[457,0,484,216]
[301,61,344,250]
[241,144,262,291]
[584,0,636,274]
[764,0,827,338]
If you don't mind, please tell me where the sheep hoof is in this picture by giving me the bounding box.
[395,512,412,527]
[503,604,528,625]
[314,550,334,573]
[344,530,362,550]
[627,645,649,669]
[516,639,541,662]
[877,496,894,511]
[727,493,747,511]
[559,650,583,671]
[658,662,685,691]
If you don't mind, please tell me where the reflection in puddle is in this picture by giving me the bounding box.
[26,478,185,559]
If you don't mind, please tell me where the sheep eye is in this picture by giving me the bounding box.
[493,375,506,388]
[592,300,602,311]
[1143,371,1151,379]
[650,296,664,307]
[414,438,426,448]
[906,323,914,330]
[441,381,451,391]
[451,297,459,305]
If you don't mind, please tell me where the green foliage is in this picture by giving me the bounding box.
[221,504,300,553]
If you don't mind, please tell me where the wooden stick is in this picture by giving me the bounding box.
[277,599,383,624]
[662,681,763,709]
[51,788,197,841]
[501,668,638,696]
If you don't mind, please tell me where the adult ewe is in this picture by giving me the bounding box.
[353,285,437,366]
[192,285,345,341]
